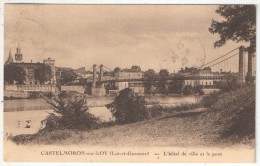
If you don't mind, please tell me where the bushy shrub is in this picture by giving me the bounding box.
[183,85,204,95]
[106,88,148,124]
[215,74,240,92]
[147,103,201,118]
[168,103,201,112]
[183,85,194,95]
[194,85,204,95]
[147,105,164,118]
[203,84,255,141]
[43,92,100,130]
[200,91,221,108]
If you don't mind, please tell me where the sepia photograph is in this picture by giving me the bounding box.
[2,3,257,163]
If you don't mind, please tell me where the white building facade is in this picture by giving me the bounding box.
[184,72,214,87]
[114,71,144,94]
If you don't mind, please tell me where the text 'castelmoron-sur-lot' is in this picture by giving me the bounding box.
[41,151,150,156]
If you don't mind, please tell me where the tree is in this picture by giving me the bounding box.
[61,70,77,84]
[203,67,212,71]
[179,67,199,74]
[42,92,100,130]
[183,85,194,95]
[131,65,142,72]
[34,64,52,84]
[4,64,26,84]
[144,69,157,94]
[209,5,256,52]
[215,74,240,92]
[144,69,156,79]
[106,88,148,124]
[159,69,169,94]
[159,69,169,79]
[169,79,183,94]
[114,67,121,73]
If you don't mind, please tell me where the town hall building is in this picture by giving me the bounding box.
[4,46,56,92]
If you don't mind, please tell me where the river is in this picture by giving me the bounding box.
[4,95,200,111]
[4,95,201,136]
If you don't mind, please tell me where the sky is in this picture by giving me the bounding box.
[4,4,244,73]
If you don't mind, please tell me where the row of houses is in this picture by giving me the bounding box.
[61,69,226,96]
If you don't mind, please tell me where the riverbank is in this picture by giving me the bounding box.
[7,85,255,147]
[4,104,255,162]
[7,106,254,147]
[3,95,200,138]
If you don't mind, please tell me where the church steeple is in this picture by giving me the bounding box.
[15,43,23,62]
[5,49,14,65]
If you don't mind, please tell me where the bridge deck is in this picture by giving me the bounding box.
[99,75,224,83]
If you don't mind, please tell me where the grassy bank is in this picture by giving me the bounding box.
[10,85,255,146]
[201,85,255,144]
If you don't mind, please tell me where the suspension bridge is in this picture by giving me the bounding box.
[87,46,255,84]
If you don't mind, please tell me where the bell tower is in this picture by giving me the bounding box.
[15,43,22,62]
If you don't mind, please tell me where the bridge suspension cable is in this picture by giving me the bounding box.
[103,65,113,72]
[207,52,239,68]
[86,66,93,73]
[199,46,240,69]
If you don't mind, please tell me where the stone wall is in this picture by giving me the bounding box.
[61,85,85,94]
[4,84,56,93]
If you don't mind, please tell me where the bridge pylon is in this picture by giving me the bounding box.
[238,46,245,83]
[91,64,105,96]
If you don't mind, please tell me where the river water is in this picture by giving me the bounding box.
[4,95,200,110]
[4,95,201,136]
[4,95,201,118]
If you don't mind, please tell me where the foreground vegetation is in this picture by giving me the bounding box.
[10,85,255,146]
[202,84,255,142]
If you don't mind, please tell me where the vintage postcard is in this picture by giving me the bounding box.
[2,3,257,163]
